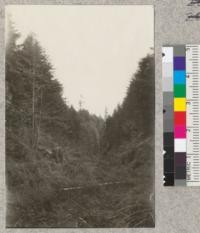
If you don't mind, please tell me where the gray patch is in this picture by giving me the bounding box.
[163,76,173,91]
[163,92,174,106]
[174,45,186,56]
[175,179,187,186]
[163,119,173,132]
[162,63,173,77]
[163,105,173,116]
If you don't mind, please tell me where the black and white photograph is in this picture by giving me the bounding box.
[5,5,154,228]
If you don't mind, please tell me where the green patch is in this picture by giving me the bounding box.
[174,85,186,97]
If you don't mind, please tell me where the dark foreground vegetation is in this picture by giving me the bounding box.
[6,21,155,227]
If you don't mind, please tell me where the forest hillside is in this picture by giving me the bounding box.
[6,22,154,227]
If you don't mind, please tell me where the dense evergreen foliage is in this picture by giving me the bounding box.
[6,22,154,227]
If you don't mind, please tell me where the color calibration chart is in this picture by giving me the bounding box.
[162,45,200,186]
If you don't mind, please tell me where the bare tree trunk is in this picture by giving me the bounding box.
[35,89,43,155]
[31,41,37,156]
[32,72,35,151]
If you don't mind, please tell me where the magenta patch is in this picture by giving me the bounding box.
[174,125,186,138]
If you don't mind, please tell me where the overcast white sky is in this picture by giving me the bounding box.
[6,5,153,117]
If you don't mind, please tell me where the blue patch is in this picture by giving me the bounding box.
[174,71,186,84]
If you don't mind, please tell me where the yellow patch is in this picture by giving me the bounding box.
[174,98,186,111]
